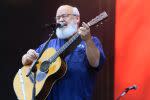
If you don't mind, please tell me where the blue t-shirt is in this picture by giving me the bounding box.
[36,36,106,100]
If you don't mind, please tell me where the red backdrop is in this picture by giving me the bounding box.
[115,0,150,99]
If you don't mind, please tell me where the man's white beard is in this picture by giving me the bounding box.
[56,21,78,39]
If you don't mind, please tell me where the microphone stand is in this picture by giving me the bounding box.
[116,88,129,100]
[116,88,130,100]
[116,86,137,100]
[26,29,55,100]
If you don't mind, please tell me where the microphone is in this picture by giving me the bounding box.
[120,85,137,97]
[125,85,137,91]
[42,23,66,34]
[44,23,65,29]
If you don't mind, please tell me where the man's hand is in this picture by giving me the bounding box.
[22,49,39,66]
[78,22,91,41]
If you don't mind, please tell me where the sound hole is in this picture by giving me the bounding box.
[40,61,50,72]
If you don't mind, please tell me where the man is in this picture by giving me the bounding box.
[22,5,106,100]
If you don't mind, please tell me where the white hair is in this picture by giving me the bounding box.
[73,7,80,16]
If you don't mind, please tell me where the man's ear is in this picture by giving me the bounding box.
[76,16,80,24]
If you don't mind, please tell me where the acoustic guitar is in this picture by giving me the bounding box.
[13,11,108,100]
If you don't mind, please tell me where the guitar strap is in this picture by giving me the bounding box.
[60,35,82,59]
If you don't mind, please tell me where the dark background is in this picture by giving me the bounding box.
[0,0,115,99]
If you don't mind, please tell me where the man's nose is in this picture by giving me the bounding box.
[59,17,64,21]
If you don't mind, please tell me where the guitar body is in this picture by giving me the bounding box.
[13,48,67,100]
